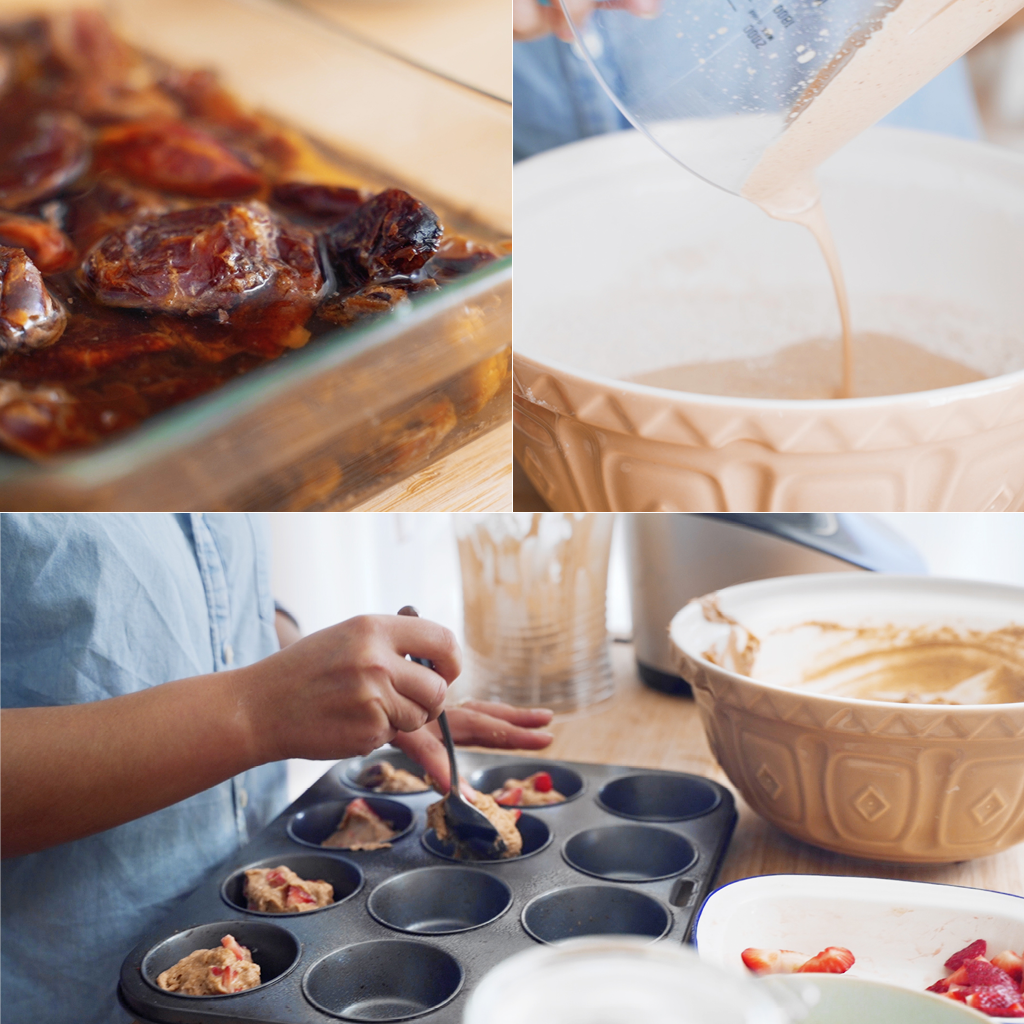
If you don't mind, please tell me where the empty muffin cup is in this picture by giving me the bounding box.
[141,921,300,997]
[469,762,585,806]
[597,774,720,822]
[563,825,698,881]
[342,750,431,793]
[368,867,513,935]
[221,853,362,916]
[288,799,414,850]
[422,812,551,862]
[303,939,463,1021]
[521,885,672,944]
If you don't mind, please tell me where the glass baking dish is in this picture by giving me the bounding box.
[0,0,511,510]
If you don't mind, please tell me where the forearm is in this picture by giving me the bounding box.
[1,667,259,859]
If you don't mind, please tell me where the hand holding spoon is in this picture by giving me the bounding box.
[397,606,507,859]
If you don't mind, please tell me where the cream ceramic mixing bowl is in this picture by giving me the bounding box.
[668,574,1024,863]
[514,124,1024,512]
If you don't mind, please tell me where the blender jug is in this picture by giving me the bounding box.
[559,0,1024,211]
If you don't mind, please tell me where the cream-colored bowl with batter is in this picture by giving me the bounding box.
[514,125,1024,512]
[669,574,1024,863]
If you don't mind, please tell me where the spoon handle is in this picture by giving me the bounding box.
[397,604,460,795]
[436,710,461,795]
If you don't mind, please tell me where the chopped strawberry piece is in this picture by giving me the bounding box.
[740,948,811,975]
[947,965,970,986]
[797,947,855,974]
[532,772,554,793]
[967,987,1024,1017]
[346,797,382,820]
[991,950,1024,984]
[495,786,523,807]
[221,934,247,961]
[266,870,287,887]
[285,885,317,906]
[966,958,1018,991]
[946,940,987,971]
[927,977,951,993]
[512,809,522,822]
[946,987,968,1003]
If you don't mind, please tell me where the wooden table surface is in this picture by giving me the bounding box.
[537,641,1024,894]
[288,0,511,102]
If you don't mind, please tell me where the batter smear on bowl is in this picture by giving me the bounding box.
[156,934,260,995]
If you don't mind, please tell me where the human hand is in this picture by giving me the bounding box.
[240,614,461,762]
[392,700,555,793]
[514,0,659,44]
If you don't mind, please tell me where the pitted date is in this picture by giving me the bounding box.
[325,188,441,293]
[0,111,89,211]
[271,182,364,223]
[0,245,67,353]
[94,119,264,199]
[83,201,314,316]
[0,211,76,273]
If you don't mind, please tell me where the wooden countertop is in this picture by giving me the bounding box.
[287,0,511,102]
[537,642,1024,893]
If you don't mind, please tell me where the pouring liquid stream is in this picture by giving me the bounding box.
[742,0,1024,399]
[627,0,1024,400]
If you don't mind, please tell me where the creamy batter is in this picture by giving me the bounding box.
[156,935,260,995]
[356,760,430,793]
[322,798,397,851]
[630,331,984,399]
[243,865,334,913]
[740,0,1024,396]
[426,792,524,859]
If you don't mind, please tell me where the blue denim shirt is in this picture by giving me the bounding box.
[514,12,981,161]
[1,513,288,1024]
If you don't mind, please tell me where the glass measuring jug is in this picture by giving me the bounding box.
[559,0,1024,214]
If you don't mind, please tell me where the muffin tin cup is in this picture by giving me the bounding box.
[468,762,585,808]
[302,940,463,1021]
[140,921,301,999]
[288,798,415,851]
[367,867,513,935]
[521,885,674,944]
[120,753,736,1024]
[421,812,551,863]
[221,854,363,917]
[342,750,432,795]
[562,824,699,882]
[597,773,721,822]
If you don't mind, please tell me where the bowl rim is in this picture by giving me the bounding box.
[669,572,1024,713]
[514,123,1024,419]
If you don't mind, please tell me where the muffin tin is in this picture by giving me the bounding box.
[119,750,736,1023]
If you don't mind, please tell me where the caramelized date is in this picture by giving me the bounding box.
[94,120,264,199]
[0,380,97,457]
[0,245,66,353]
[0,112,89,211]
[157,67,261,134]
[0,211,76,273]
[318,283,411,328]
[45,10,179,123]
[421,236,506,283]
[325,188,441,294]
[271,182,364,223]
[84,202,287,316]
[62,178,174,253]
